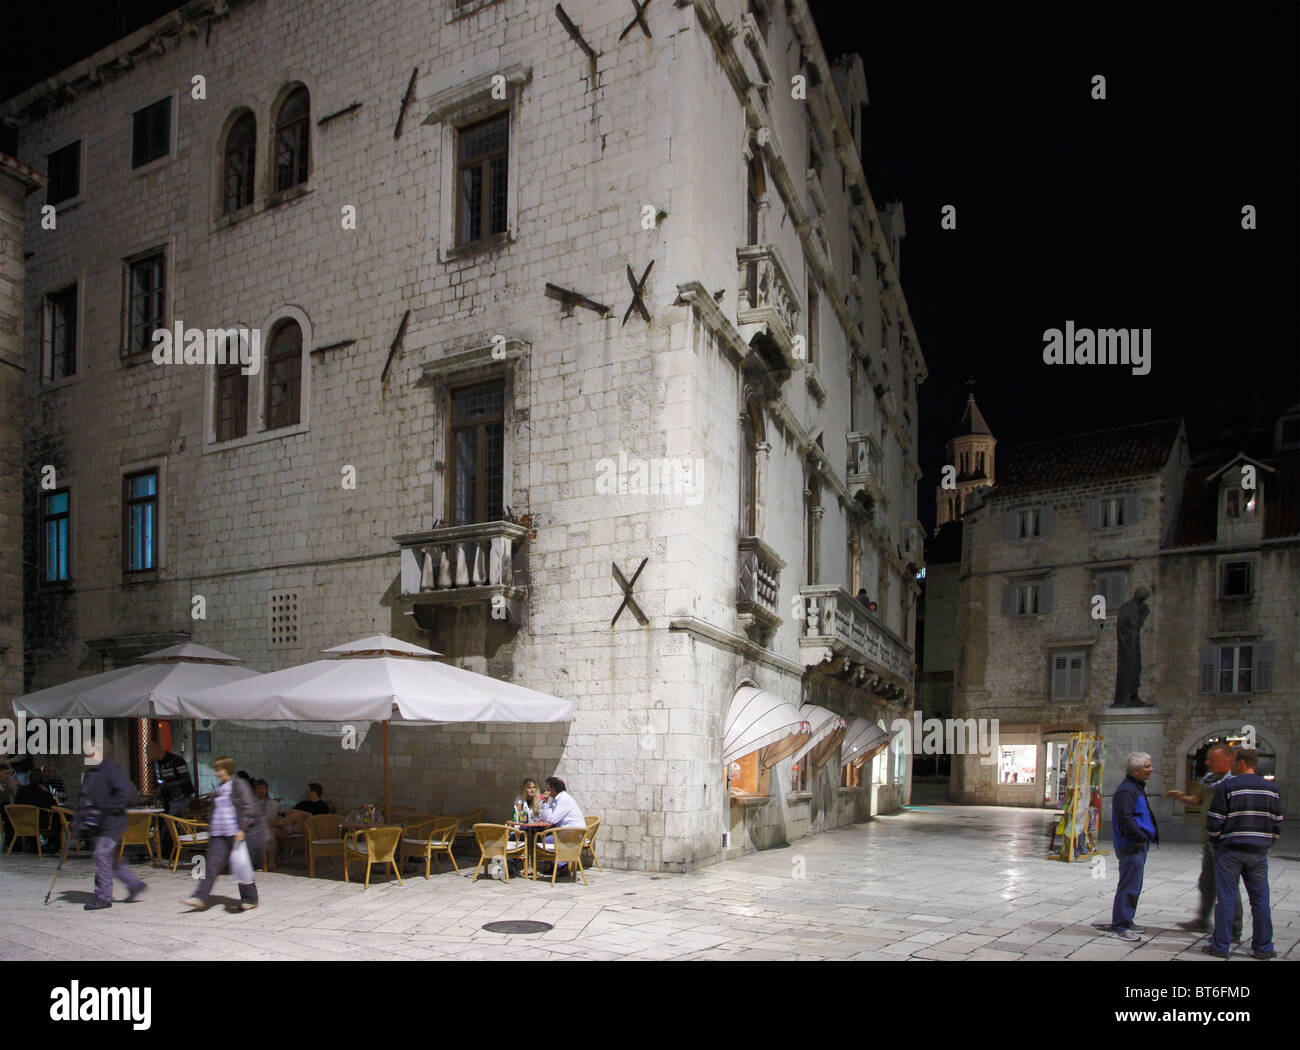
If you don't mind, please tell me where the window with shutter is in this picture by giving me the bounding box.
[1001,584,1016,618]
[1084,499,1100,530]
[1039,505,1055,535]
[132,98,171,168]
[1217,645,1255,694]
[1198,646,1218,693]
[1050,651,1086,700]
[1254,643,1273,692]
[1037,579,1054,613]
[1123,493,1141,522]
[1099,496,1125,527]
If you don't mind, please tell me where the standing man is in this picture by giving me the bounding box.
[1166,743,1242,940]
[1203,748,1285,959]
[1108,752,1159,941]
[80,739,147,910]
[147,741,195,816]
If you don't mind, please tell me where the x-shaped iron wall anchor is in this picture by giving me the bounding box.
[623,260,654,326]
[619,0,653,41]
[611,558,649,627]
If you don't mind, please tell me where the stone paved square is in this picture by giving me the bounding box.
[3,802,1295,962]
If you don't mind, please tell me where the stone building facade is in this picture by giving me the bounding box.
[4,0,924,870]
[0,151,44,708]
[951,412,1300,829]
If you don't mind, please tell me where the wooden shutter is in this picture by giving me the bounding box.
[1001,584,1016,617]
[1051,655,1067,699]
[1253,643,1273,692]
[1084,499,1100,529]
[1124,493,1141,522]
[1198,646,1218,694]
[1038,579,1054,613]
[1039,505,1055,536]
[1002,511,1019,541]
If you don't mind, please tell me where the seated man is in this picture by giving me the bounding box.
[269,782,330,855]
[536,776,586,878]
[40,764,66,801]
[15,770,59,850]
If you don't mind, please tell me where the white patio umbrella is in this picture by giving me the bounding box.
[177,634,575,817]
[12,643,260,719]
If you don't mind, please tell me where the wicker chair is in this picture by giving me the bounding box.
[343,826,403,888]
[116,810,158,863]
[4,804,45,855]
[305,813,346,878]
[581,815,603,873]
[534,826,588,885]
[471,823,526,883]
[53,807,93,863]
[158,814,210,874]
[400,818,460,878]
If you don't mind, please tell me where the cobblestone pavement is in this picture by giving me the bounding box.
[2,802,1296,961]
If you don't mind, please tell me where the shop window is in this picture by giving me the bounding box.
[791,756,809,793]
[841,761,862,788]
[729,752,760,795]
[999,745,1037,785]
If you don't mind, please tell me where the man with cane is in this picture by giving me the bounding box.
[78,738,147,910]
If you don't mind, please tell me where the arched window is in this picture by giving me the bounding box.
[274,86,310,192]
[265,320,302,429]
[215,338,248,441]
[223,111,256,213]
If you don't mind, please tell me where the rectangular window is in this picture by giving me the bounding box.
[46,141,81,205]
[455,111,509,246]
[1218,645,1253,694]
[729,752,759,795]
[1099,496,1125,527]
[126,251,166,355]
[1222,560,1254,598]
[1225,486,1257,519]
[449,380,505,525]
[42,489,70,582]
[1018,508,1041,538]
[1094,570,1126,612]
[132,98,171,168]
[840,761,862,788]
[42,285,77,382]
[123,470,158,573]
[1050,651,1086,701]
[999,745,1037,785]
[1016,583,1039,616]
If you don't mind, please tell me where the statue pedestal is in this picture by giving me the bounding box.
[1091,706,1175,824]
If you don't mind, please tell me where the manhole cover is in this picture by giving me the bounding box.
[482,920,553,935]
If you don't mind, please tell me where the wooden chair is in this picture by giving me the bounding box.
[343,826,403,888]
[397,812,438,828]
[454,808,485,838]
[582,815,603,873]
[157,814,210,874]
[471,823,526,883]
[185,795,214,821]
[534,826,588,885]
[305,813,346,878]
[117,811,158,863]
[400,818,460,878]
[4,804,44,855]
[53,806,93,863]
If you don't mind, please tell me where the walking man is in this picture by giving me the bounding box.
[81,739,147,911]
[1108,752,1158,940]
[1203,749,1285,959]
[1166,743,1242,941]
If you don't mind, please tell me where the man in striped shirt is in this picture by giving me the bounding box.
[1203,748,1284,959]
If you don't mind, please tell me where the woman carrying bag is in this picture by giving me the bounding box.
[184,756,268,912]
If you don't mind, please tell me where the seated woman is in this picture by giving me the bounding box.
[252,779,280,865]
[536,776,586,878]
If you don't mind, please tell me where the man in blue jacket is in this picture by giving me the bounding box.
[1109,751,1158,941]
[1203,748,1284,959]
[80,739,147,910]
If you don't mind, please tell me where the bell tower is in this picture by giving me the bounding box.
[936,384,996,527]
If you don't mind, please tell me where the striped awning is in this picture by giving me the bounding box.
[723,686,810,768]
[789,705,848,769]
[841,717,891,768]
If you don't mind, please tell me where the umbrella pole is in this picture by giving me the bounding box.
[382,720,391,823]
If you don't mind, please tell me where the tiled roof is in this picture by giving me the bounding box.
[993,419,1183,497]
[1168,450,1300,546]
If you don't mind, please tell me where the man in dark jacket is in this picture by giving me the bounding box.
[1108,751,1158,941]
[1203,748,1285,959]
[147,741,195,816]
[81,739,147,910]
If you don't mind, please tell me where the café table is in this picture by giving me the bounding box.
[505,820,553,880]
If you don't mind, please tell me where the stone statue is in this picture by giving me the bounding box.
[1113,586,1153,707]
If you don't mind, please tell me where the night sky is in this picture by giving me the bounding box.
[4,1,1297,535]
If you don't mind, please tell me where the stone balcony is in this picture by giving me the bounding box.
[737,536,785,637]
[394,521,529,624]
[797,584,913,693]
[846,431,885,502]
[736,243,802,373]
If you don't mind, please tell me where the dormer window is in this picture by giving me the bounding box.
[1225,486,1257,519]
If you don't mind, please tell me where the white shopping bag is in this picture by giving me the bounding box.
[230,839,255,884]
